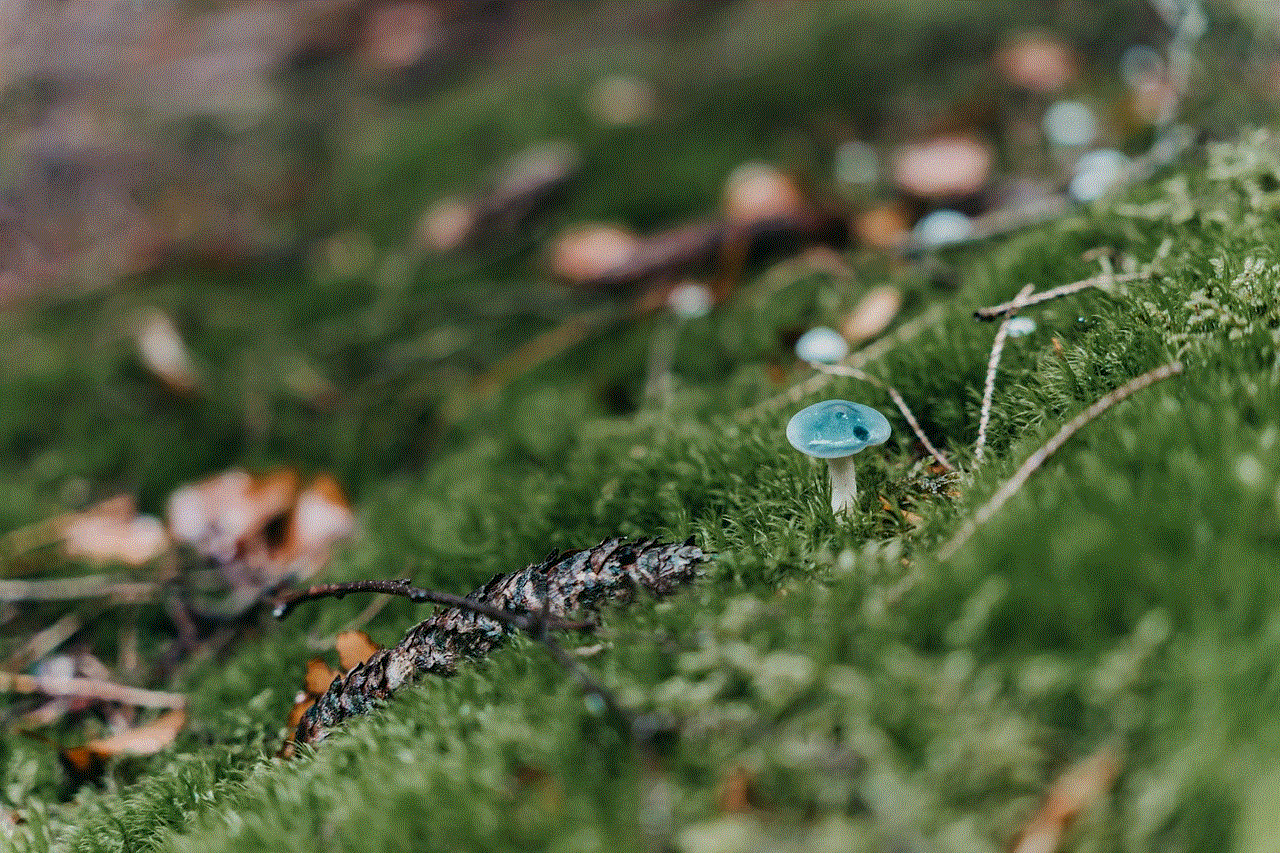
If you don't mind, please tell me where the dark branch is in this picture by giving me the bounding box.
[272,579,588,632]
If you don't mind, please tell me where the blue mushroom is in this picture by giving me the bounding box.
[795,326,850,364]
[786,399,891,514]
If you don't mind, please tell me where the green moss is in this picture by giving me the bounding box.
[6,3,1280,852]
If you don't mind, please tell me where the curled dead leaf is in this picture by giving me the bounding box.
[276,474,356,573]
[60,708,186,780]
[134,311,200,394]
[335,630,381,671]
[996,32,1078,93]
[842,286,902,344]
[166,468,300,562]
[61,496,170,567]
[853,203,909,251]
[1011,746,1121,853]
[723,163,807,230]
[304,657,339,697]
[583,220,722,289]
[549,224,641,284]
[892,136,992,199]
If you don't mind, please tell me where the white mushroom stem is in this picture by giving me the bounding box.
[826,455,859,515]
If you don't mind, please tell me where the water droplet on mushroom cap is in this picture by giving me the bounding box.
[786,400,891,459]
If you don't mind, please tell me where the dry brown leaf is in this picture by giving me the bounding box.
[166,468,300,562]
[853,203,910,250]
[416,196,476,252]
[60,497,170,567]
[1011,746,1121,853]
[304,658,339,697]
[61,708,187,777]
[335,630,381,671]
[86,708,186,756]
[549,224,641,284]
[842,286,902,344]
[287,693,315,729]
[723,163,806,229]
[359,1,439,72]
[718,766,755,814]
[891,136,992,199]
[282,475,355,558]
[134,311,200,394]
[995,32,1078,93]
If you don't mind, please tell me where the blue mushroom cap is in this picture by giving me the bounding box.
[786,399,891,459]
[794,327,850,364]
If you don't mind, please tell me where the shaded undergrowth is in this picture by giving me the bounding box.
[4,5,1280,853]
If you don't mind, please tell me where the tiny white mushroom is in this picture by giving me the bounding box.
[795,327,850,364]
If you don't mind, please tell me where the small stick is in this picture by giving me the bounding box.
[807,362,954,471]
[4,607,103,671]
[938,361,1183,562]
[0,576,157,603]
[0,670,186,709]
[975,284,1034,463]
[272,579,586,632]
[974,271,1151,320]
[743,303,947,419]
[0,512,73,566]
[306,594,394,650]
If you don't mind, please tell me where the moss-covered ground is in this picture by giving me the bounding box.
[5,3,1280,851]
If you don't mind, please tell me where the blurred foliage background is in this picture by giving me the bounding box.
[5,2,1280,851]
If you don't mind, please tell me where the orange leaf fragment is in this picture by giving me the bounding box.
[84,708,186,757]
[723,163,807,230]
[287,695,315,729]
[134,311,200,394]
[853,203,909,251]
[842,286,902,344]
[61,496,170,567]
[335,630,381,671]
[1011,746,1122,853]
[304,658,339,697]
[61,709,187,777]
[718,766,756,814]
[166,468,300,562]
[891,136,992,199]
[276,474,356,573]
[549,224,641,284]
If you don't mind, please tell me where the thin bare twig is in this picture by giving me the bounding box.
[0,513,73,566]
[4,606,105,671]
[938,361,1183,562]
[806,362,954,471]
[273,578,588,631]
[0,670,186,709]
[306,594,394,650]
[0,575,157,603]
[743,303,947,419]
[974,271,1152,320]
[975,284,1035,464]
